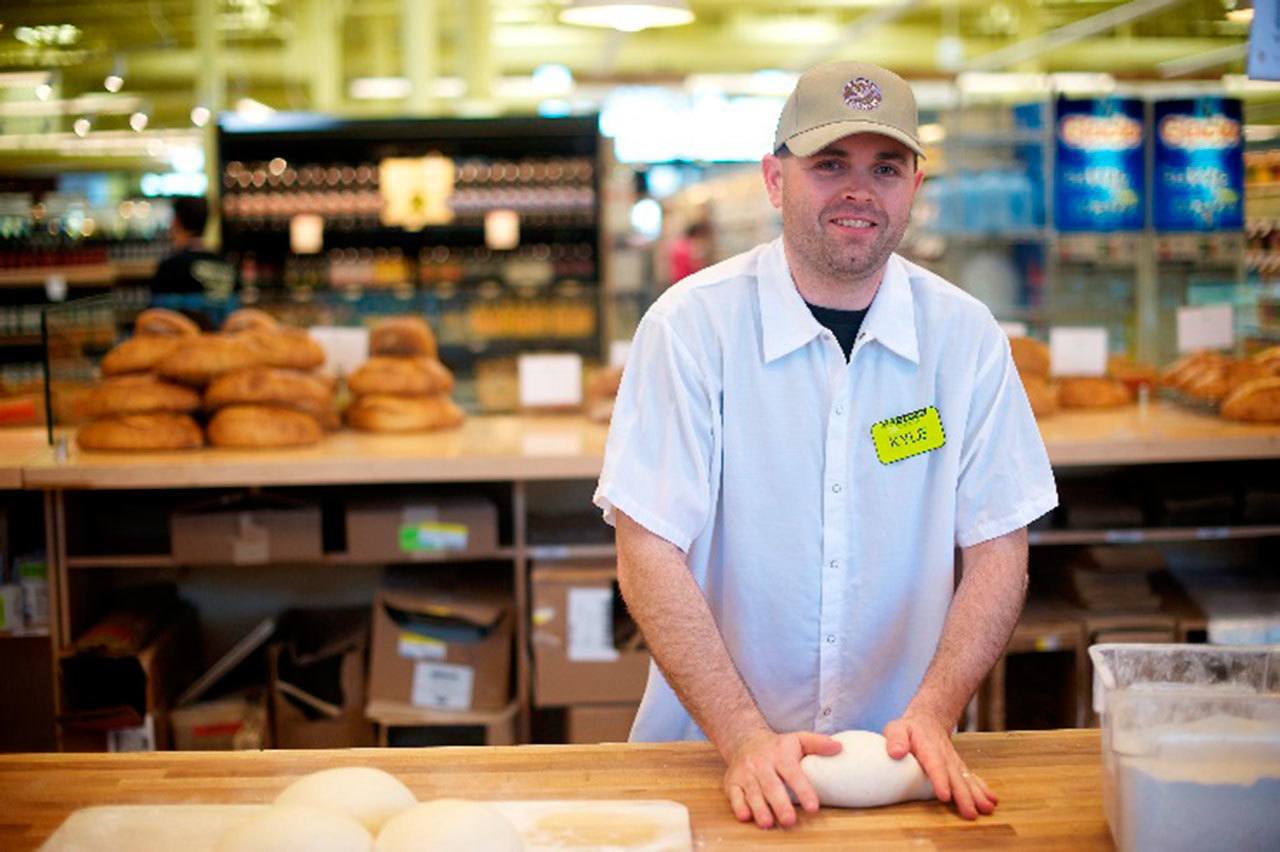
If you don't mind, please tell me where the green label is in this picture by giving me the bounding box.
[398,521,469,552]
[871,406,946,464]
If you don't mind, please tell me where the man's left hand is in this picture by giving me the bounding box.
[883,711,997,820]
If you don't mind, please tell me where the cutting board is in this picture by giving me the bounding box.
[40,800,692,852]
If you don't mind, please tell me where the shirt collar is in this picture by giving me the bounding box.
[757,238,920,366]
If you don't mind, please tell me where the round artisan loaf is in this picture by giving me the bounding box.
[1009,336,1050,378]
[221,307,280,334]
[205,367,334,419]
[1020,373,1058,418]
[238,328,326,371]
[157,334,264,385]
[345,394,464,433]
[369,317,437,358]
[1220,376,1280,423]
[1057,377,1132,409]
[82,374,201,418]
[76,412,204,451]
[347,357,454,397]
[100,334,182,376]
[207,404,324,448]
[134,307,200,337]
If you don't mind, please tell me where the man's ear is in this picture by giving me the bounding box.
[761,154,785,210]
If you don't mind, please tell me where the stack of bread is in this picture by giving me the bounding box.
[1159,347,1280,421]
[77,309,205,451]
[345,317,464,432]
[198,309,332,448]
[1009,336,1057,418]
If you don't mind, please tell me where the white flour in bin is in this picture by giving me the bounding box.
[1114,717,1280,852]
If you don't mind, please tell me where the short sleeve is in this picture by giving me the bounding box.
[593,313,716,552]
[954,331,1058,548]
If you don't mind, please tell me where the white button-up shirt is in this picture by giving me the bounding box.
[594,237,1058,742]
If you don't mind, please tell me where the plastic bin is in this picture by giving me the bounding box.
[1088,643,1280,852]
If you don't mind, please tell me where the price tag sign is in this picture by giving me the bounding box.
[308,326,369,376]
[1176,304,1233,353]
[518,353,583,408]
[1049,326,1108,377]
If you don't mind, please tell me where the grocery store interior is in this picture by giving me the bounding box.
[0,0,1277,761]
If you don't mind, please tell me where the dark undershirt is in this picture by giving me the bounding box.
[805,301,869,361]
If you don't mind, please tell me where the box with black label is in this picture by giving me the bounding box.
[367,569,512,713]
[171,494,322,566]
[346,497,499,563]
[531,562,650,706]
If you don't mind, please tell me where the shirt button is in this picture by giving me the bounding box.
[822,707,832,717]
[831,483,841,493]
[834,405,844,415]
[826,634,836,644]
[829,559,838,569]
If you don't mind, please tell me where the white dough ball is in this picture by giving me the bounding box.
[216,805,372,852]
[375,800,523,852]
[275,767,417,833]
[800,730,934,809]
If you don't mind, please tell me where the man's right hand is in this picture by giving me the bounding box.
[722,729,843,829]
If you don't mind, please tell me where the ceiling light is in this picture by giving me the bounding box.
[1226,0,1254,24]
[348,76,412,100]
[104,57,124,93]
[73,117,90,137]
[558,0,694,32]
[190,105,211,127]
[129,111,148,132]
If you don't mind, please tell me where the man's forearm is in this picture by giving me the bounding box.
[906,527,1029,725]
[615,511,769,759]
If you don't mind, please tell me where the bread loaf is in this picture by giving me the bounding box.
[101,335,182,376]
[369,317,437,358]
[204,367,334,419]
[82,375,201,418]
[347,356,454,397]
[134,308,199,337]
[156,334,262,385]
[206,404,324,448]
[1009,337,1050,378]
[1220,377,1280,423]
[1021,374,1059,418]
[1058,377,1132,409]
[345,394,464,433]
[220,308,279,334]
[76,413,204,451]
[238,328,326,371]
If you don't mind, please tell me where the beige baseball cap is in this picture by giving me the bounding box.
[774,61,924,159]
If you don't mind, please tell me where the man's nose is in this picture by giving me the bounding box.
[840,173,875,204]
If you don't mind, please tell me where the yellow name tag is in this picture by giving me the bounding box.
[871,406,946,464]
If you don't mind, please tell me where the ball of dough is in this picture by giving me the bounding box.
[375,800,522,852]
[800,730,933,809]
[275,767,417,834]
[216,805,372,852]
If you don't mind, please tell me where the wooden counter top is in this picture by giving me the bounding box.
[0,729,1110,850]
[0,427,52,490]
[17,401,1280,490]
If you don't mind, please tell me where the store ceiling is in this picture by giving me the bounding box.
[0,1,1266,141]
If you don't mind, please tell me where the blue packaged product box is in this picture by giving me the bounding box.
[1153,97,1244,232]
[1054,97,1145,232]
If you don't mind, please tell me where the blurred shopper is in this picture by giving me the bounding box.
[595,62,1056,829]
[150,196,235,326]
[666,220,712,286]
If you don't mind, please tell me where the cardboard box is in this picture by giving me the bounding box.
[346,497,499,563]
[269,607,376,748]
[171,494,322,566]
[368,570,512,712]
[171,692,268,750]
[59,604,200,751]
[566,703,638,744]
[531,562,650,706]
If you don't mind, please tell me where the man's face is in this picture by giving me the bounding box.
[762,134,923,288]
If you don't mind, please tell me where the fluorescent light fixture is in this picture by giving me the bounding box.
[190,105,211,127]
[72,117,90,137]
[348,76,412,100]
[129,112,148,132]
[559,0,694,32]
[917,123,946,145]
[235,97,276,122]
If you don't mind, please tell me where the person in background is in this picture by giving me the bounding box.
[666,220,712,286]
[149,196,235,326]
[595,61,1057,829]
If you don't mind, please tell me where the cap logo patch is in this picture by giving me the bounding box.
[842,77,881,111]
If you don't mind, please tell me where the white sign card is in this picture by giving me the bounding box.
[1049,326,1108,377]
[307,326,369,377]
[998,321,1029,338]
[567,587,620,662]
[518,353,583,408]
[1176,304,1234,353]
[289,214,324,254]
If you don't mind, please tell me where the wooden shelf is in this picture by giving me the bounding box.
[364,698,518,728]
[527,543,614,561]
[1029,525,1280,546]
[0,261,156,288]
[0,628,49,639]
[65,548,518,569]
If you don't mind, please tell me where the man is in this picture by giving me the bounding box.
[593,61,1057,830]
[151,196,236,306]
